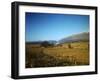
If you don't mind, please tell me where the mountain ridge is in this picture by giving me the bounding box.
[26,32,89,44]
[59,32,89,44]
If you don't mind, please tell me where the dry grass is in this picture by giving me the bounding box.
[25,41,89,68]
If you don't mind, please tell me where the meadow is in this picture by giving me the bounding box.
[25,41,89,68]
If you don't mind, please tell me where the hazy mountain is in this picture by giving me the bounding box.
[59,32,89,44]
[26,40,57,44]
[26,32,89,45]
[26,41,43,44]
[47,40,57,44]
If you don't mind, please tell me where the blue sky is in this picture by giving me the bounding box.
[25,12,89,42]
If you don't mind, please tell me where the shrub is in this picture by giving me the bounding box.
[41,41,54,47]
[68,43,73,49]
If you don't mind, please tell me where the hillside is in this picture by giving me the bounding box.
[59,32,89,44]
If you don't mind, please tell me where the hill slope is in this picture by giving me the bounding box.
[59,32,89,43]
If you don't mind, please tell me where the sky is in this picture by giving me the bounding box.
[25,12,89,42]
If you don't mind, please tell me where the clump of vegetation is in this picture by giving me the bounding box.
[41,41,54,47]
[68,43,73,49]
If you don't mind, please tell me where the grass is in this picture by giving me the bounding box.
[25,41,89,68]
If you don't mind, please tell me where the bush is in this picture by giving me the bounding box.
[68,43,73,49]
[41,41,54,47]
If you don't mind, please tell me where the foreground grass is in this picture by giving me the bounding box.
[26,41,89,68]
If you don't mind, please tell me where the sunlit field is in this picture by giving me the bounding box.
[25,41,89,68]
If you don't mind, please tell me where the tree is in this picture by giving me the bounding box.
[41,41,50,47]
[41,41,54,47]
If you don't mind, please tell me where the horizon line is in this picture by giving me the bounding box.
[26,31,89,42]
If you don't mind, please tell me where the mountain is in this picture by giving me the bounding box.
[26,41,43,44]
[26,40,57,44]
[47,40,57,44]
[59,32,89,44]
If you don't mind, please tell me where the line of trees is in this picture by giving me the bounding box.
[41,41,73,48]
[41,41,54,47]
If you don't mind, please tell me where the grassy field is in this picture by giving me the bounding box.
[25,41,89,68]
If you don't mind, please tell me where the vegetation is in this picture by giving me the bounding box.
[25,41,89,68]
[40,41,54,47]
